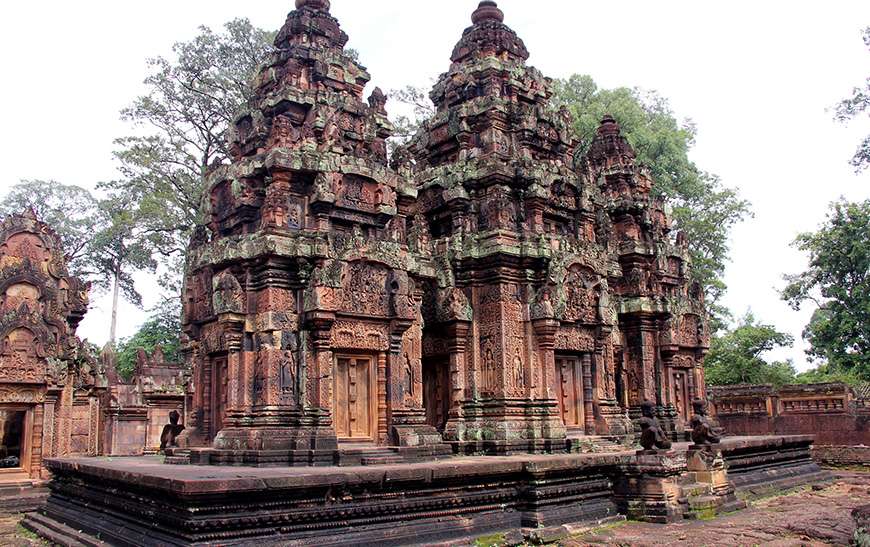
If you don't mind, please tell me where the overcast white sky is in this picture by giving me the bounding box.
[1,1,868,371]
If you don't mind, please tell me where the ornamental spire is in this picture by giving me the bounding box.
[471,1,504,24]
[295,0,330,11]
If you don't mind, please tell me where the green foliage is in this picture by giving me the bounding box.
[704,312,796,386]
[87,196,158,307]
[389,85,435,147]
[115,299,181,379]
[0,180,102,277]
[553,75,752,329]
[793,363,864,387]
[103,19,275,292]
[782,198,870,380]
[834,27,870,172]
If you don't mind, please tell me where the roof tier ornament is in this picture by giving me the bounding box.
[295,0,330,11]
[471,1,504,24]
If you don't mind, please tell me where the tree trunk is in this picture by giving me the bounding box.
[109,262,121,345]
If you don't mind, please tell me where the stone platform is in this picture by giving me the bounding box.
[23,436,831,546]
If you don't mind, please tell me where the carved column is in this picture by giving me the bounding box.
[446,320,471,413]
[442,319,471,442]
[42,394,56,460]
[582,353,595,435]
[377,351,388,445]
[306,312,336,420]
[622,313,660,415]
[531,318,566,440]
[531,318,558,401]
[220,315,245,422]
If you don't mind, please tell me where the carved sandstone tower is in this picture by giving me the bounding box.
[179,0,710,464]
[0,210,105,479]
[584,115,710,434]
[180,0,442,464]
[397,1,708,450]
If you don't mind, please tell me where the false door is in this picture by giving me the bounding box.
[423,358,450,432]
[334,355,376,441]
[671,370,690,421]
[555,355,584,429]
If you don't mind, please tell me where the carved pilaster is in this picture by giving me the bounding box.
[532,318,558,401]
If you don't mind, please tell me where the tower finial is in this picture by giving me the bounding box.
[472,1,504,24]
[295,0,330,11]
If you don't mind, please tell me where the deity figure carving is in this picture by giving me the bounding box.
[160,410,186,450]
[689,399,720,447]
[639,401,672,451]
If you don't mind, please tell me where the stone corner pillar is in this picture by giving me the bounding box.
[442,319,471,442]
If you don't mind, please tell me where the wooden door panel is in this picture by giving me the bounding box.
[556,356,584,429]
[334,355,374,440]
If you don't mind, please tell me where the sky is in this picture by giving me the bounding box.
[1,1,868,371]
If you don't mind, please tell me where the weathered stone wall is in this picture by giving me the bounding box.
[101,347,187,456]
[812,445,870,468]
[709,382,870,447]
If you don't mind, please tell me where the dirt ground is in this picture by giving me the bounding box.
[0,515,43,546]
[565,471,870,547]
[2,471,867,546]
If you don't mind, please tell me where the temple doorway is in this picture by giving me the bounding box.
[555,355,584,430]
[333,355,377,441]
[0,407,29,475]
[423,357,450,432]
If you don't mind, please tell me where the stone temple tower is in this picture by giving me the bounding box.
[179,0,710,465]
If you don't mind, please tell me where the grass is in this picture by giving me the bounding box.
[473,532,507,547]
[569,519,630,544]
[14,524,46,545]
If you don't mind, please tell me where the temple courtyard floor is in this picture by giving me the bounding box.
[562,470,870,547]
[0,470,866,545]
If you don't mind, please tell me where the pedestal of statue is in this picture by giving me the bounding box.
[613,449,688,523]
[683,444,746,518]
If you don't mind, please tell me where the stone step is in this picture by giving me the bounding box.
[22,512,105,547]
[360,456,405,465]
[338,445,405,466]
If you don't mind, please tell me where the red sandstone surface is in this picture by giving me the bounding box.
[565,471,870,547]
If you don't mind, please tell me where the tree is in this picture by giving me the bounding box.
[86,196,157,344]
[103,19,275,291]
[553,75,751,329]
[834,27,870,172]
[782,198,870,380]
[389,85,435,150]
[704,312,796,386]
[115,299,182,380]
[0,180,102,277]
